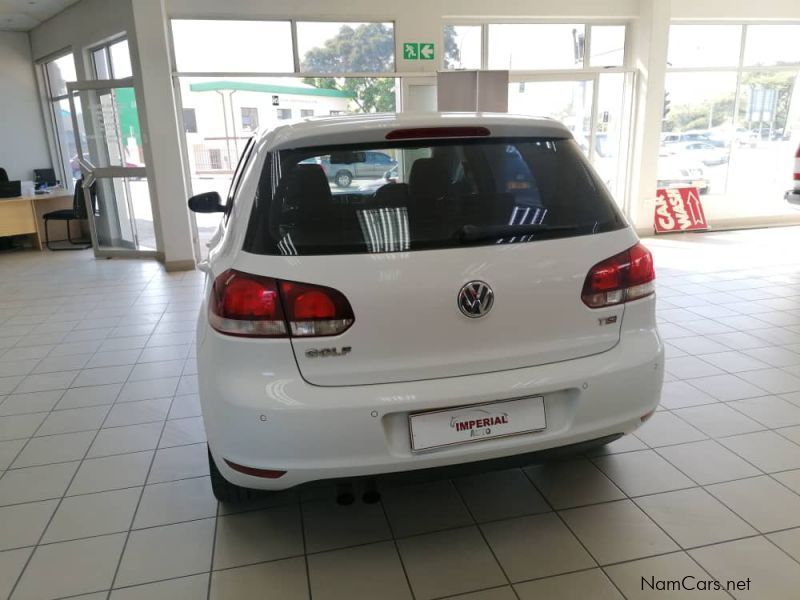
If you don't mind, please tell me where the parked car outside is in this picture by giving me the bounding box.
[320,150,397,187]
[657,152,710,194]
[663,141,729,166]
[188,112,664,501]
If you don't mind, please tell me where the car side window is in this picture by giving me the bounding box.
[225,137,256,223]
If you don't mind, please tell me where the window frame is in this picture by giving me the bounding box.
[168,17,397,77]
[90,36,131,80]
[38,49,78,189]
[240,106,260,132]
[224,136,256,224]
[440,20,631,72]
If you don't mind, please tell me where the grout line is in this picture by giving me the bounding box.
[450,477,523,600]
[377,486,418,600]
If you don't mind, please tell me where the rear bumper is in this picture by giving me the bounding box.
[198,299,664,491]
[786,190,800,206]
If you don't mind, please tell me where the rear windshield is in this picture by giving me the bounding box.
[243,138,625,256]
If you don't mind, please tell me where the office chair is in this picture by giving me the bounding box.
[0,168,8,182]
[43,179,95,251]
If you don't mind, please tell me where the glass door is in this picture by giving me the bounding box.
[67,78,156,257]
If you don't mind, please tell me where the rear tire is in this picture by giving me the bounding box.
[335,170,353,188]
[208,446,264,503]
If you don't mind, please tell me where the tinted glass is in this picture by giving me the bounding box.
[244,138,624,256]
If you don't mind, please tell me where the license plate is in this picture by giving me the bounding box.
[409,396,546,452]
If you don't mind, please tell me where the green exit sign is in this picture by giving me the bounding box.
[403,42,435,61]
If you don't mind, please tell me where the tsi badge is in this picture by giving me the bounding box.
[305,346,352,359]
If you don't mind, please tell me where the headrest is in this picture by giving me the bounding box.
[409,158,450,201]
[284,164,332,213]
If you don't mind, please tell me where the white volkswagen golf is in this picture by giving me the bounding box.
[189,113,664,502]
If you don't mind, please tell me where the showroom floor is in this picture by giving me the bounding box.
[2,228,800,599]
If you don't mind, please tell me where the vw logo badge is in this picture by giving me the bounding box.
[458,281,494,318]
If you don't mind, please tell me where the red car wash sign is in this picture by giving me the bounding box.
[654,188,708,233]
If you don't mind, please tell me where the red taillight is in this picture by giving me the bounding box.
[280,280,355,337]
[208,269,354,338]
[385,126,491,140]
[209,271,286,337]
[582,243,656,308]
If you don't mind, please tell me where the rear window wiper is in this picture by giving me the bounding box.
[455,223,591,243]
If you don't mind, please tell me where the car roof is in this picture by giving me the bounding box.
[259,112,573,151]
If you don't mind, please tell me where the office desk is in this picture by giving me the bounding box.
[0,189,78,250]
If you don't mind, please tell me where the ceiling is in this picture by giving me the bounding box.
[0,0,80,31]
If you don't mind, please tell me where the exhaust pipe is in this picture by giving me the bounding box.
[335,483,355,505]
[362,479,380,503]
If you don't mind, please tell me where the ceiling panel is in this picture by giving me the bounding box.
[0,0,80,32]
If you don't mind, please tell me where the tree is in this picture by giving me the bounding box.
[302,23,396,113]
[302,23,461,112]
[443,26,461,69]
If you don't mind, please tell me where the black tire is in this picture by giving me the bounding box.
[335,170,353,188]
[208,446,263,503]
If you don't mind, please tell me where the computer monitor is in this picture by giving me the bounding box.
[34,168,57,188]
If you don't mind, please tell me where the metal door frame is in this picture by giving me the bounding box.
[66,77,156,259]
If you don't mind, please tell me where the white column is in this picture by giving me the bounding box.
[130,0,196,270]
[628,0,671,233]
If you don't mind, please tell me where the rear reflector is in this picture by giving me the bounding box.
[385,126,491,140]
[209,269,354,338]
[582,243,656,308]
[224,459,286,479]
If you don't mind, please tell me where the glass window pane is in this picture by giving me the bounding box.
[594,73,629,204]
[443,25,481,70]
[744,25,800,66]
[488,24,585,70]
[109,39,132,78]
[171,20,294,73]
[590,25,625,67]
[297,22,395,73]
[93,48,111,79]
[660,72,737,196]
[178,76,397,256]
[667,25,742,68]
[54,97,82,185]
[45,53,77,97]
[508,79,593,144]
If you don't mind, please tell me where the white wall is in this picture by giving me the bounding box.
[671,0,800,20]
[0,32,51,181]
[29,0,133,71]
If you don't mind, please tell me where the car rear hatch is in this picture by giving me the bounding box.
[238,132,638,386]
